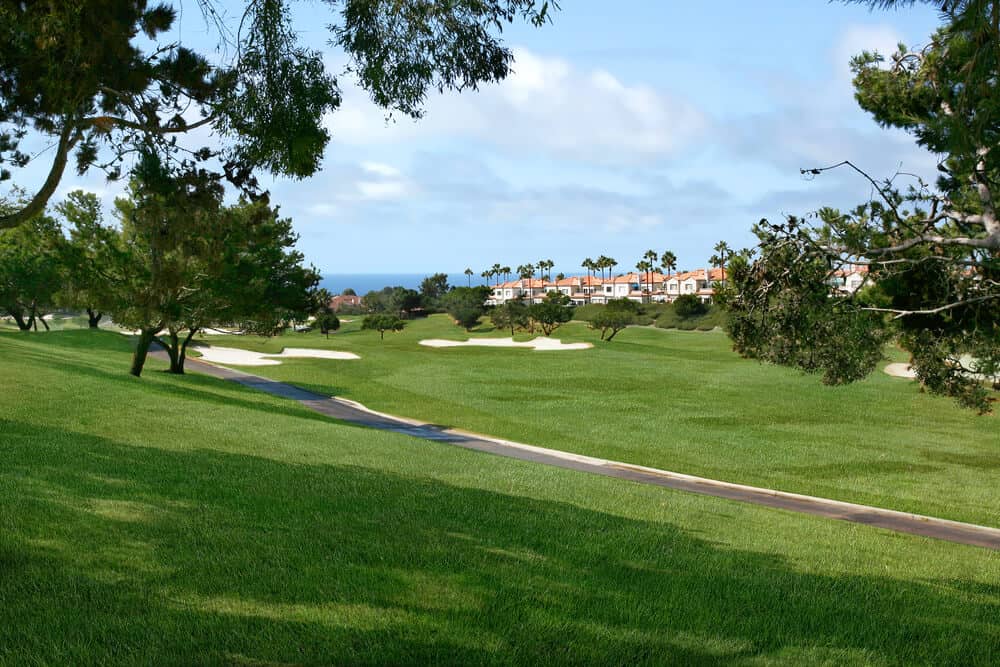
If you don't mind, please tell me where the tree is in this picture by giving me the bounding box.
[361,314,405,340]
[589,298,637,341]
[0,203,63,330]
[82,154,318,376]
[635,259,653,303]
[710,241,731,274]
[342,288,357,296]
[674,294,708,318]
[582,257,595,283]
[464,267,474,287]
[491,297,530,335]
[537,258,554,281]
[442,286,490,331]
[0,1,556,231]
[642,249,659,301]
[723,1,1000,410]
[528,290,572,336]
[55,190,125,328]
[660,250,678,300]
[420,272,450,308]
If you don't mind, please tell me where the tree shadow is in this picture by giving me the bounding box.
[3,421,996,665]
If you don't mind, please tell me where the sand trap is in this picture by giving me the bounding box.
[192,344,359,366]
[420,337,592,351]
[884,360,998,384]
[884,363,917,379]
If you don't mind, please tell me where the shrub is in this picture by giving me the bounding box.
[674,294,708,317]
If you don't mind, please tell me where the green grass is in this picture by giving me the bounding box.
[201,315,999,528]
[1,329,999,664]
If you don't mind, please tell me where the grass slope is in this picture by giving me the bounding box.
[1,330,998,664]
[203,315,1000,527]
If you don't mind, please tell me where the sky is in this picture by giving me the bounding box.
[13,0,946,277]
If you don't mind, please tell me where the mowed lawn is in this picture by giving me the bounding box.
[203,315,1000,528]
[1,330,998,665]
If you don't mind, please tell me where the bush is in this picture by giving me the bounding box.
[656,303,727,330]
[674,294,708,317]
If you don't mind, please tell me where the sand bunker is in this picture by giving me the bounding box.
[884,359,998,384]
[883,363,917,379]
[419,337,592,351]
[192,345,359,366]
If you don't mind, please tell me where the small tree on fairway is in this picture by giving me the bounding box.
[589,298,639,341]
[491,297,531,335]
[442,286,490,331]
[362,314,405,340]
[316,312,341,338]
[529,290,573,336]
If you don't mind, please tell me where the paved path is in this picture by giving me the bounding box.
[177,355,1000,551]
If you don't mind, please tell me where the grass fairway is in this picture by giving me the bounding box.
[204,315,1000,528]
[1,330,998,664]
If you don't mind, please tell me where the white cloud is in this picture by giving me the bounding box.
[360,161,401,178]
[356,180,409,200]
[325,47,706,165]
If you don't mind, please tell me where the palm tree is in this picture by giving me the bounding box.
[642,249,658,301]
[635,260,652,303]
[492,263,502,287]
[501,265,511,284]
[607,256,618,278]
[517,263,536,302]
[582,257,594,282]
[538,258,554,282]
[464,267,474,287]
[481,269,492,287]
[710,241,731,282]
[660,250,677,300]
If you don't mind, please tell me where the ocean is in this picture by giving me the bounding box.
[319,272,485,295]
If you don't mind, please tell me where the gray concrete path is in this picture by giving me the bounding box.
[177,354,1000,551]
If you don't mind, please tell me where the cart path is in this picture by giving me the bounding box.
[176,354,1000,551]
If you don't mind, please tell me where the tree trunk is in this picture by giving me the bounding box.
[86,308,103,328]
[38,314,50,331]
[162,329,183,374]
[131,328,158,377]
[177,328,199,374]
[7,307,31,331]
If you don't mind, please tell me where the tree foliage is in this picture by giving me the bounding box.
[0,200,63,330]
[361,313,405,340]
[442,285,490,331]
[528,290,572,336]
[491,297,530,335]
[0,0,556,230]
[589,299,636,342]
[723,1,1000,411]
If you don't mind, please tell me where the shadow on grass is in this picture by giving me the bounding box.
[9,346,340,428]
[2,420,996,665]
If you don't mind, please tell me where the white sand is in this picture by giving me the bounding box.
[419,337,592,351]
[192,344,359,366]
[884,359,998,383]
[883,363,917,379]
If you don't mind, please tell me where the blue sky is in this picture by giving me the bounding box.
[20,1,945,276]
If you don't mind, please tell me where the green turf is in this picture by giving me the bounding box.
[1,330,999,665]
[198,315,999,528]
